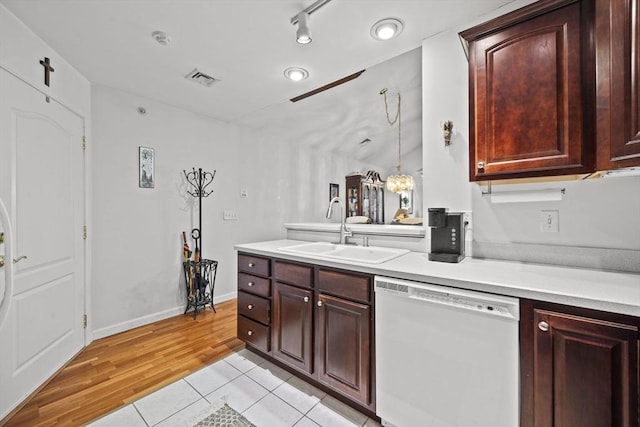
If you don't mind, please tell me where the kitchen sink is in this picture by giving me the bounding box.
[278,242,409,264]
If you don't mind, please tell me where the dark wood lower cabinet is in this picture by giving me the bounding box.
[521,299,639,427]
[272,281,313,374]
[315,293,371,405]
[237,253,375,416]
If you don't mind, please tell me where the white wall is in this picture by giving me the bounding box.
[91,85,356,337]
[422,0,640,271]
[92,86,253,336]
[0,4,90,116]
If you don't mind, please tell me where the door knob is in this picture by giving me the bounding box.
[317,300,323,307]
[13,255,27,264]
[247,304,254,310]
[303,296,309,303]
[0,255,4,268]
[538,321,549,332]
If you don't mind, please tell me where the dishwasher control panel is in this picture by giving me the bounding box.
[374,276,519,321]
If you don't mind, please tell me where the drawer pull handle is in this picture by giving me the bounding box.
[248,262,255,268]
[247,330,253,336]
[317,300,323,307]
[247,282,254,287]
[247,304,254,310]
[538,321,549,332]
[303,296,309,303]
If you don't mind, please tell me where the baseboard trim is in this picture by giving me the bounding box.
[92,291,237,340]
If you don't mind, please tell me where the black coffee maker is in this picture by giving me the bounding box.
[428,208,465,263]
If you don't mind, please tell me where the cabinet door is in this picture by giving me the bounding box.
[596,0,640,169]
[315,293,371,406]
[522,303,639,427]
[462,0,594,180]
[272,282,313,374]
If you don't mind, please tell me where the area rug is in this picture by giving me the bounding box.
[193,403,256,427]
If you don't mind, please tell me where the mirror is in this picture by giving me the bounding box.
[238,47,423,221]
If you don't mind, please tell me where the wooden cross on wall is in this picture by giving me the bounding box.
[39,57,55,87]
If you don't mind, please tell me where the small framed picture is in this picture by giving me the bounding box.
[400,190,413,213]
[139,146,154,188]
[329,183,339,200]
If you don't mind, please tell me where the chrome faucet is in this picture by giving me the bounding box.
[326,197,352,245]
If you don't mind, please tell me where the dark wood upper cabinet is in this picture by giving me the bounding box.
[521,299,639,427]
[595,0,640,169]
[461,0,596,181]
[462,0,640,179]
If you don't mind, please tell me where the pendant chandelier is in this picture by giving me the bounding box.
[380,88,414,193]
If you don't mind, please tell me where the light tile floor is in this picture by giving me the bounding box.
[88,349,382,427]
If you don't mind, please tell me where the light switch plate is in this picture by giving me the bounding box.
[540,210,559,232]
[223,210,238,220]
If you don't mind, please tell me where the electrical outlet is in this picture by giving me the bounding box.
[223,210,238,221]
[240,189,248,198]
[540,210,559,232]
[462,211,472,230]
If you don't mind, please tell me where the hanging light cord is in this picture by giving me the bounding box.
[381,89,402,174]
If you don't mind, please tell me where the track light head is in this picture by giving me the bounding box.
[296,12,312,44]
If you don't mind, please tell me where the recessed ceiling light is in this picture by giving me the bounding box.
[284,67,309,81]
[370,18,404,41]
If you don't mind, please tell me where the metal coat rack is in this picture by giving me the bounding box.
[183,167,217,318]
[184,167,216,257]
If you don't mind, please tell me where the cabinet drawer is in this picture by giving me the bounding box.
[238,273,270,297]
[238,291,270,325]
[318,269,371,303]
[238,254,270,276]
[238,316,270,353]
[274,261,313,288]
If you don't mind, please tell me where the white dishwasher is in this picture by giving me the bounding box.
[374,276,519,427]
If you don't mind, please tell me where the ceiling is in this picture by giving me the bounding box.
[1,0,517,170]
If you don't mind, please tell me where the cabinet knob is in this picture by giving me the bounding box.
[247,304,254,310]
[477,161,485,170]
[248,262,255,268]
[538,321,549,332]
[303,296,309,303]
[317,300,323,307]
[247,330,253,336]
[247,282,254,287]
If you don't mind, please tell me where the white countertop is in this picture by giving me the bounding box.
[284,222,426,237]
[235,239,640,317]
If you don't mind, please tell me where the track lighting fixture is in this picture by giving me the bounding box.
[290,0,332,44]
[296,12,312,44]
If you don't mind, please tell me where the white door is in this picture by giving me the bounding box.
[0,69,86,420]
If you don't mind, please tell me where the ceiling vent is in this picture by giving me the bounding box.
[185,69,218,87]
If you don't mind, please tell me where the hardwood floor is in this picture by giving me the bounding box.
[2,299,243,427]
